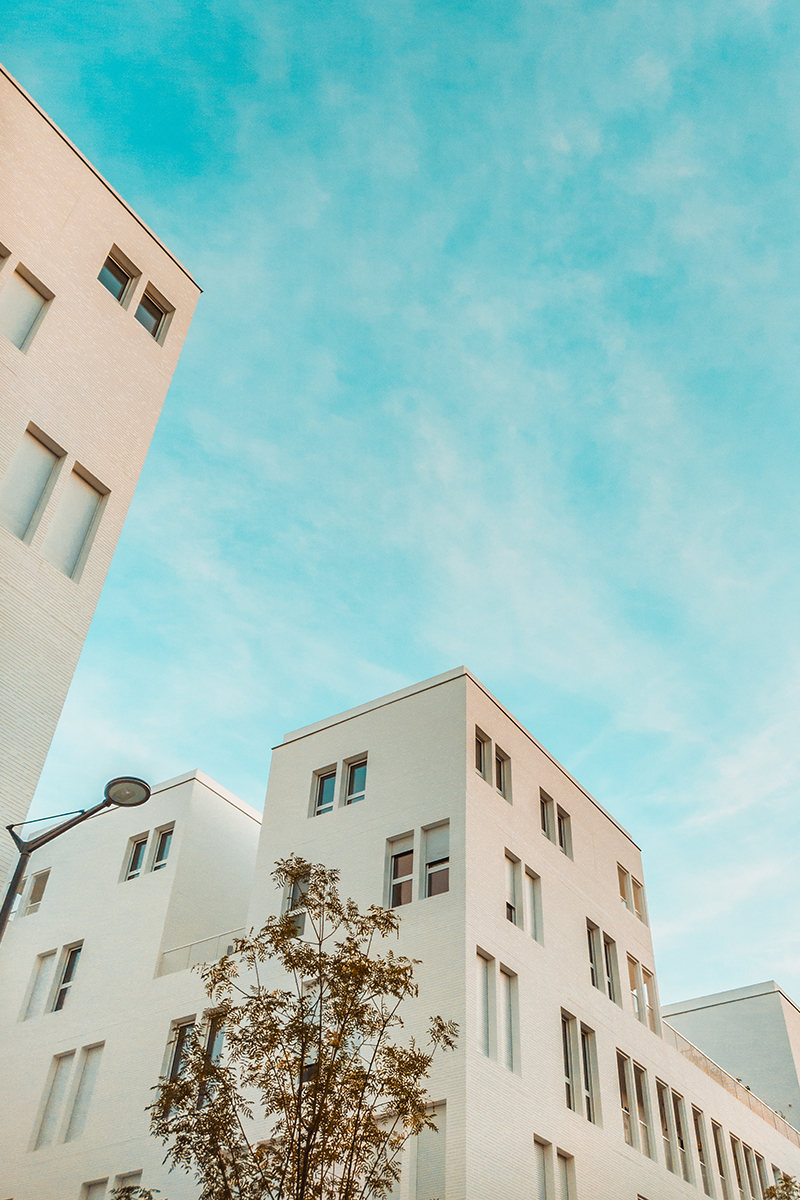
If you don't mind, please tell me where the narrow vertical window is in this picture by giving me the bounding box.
[580,1027,597,1123]
[617,1052,635,1147]
[628,956,644,1021]
[475,728,490,779]
[65,1044,104,1141]
[556,1153,573,1200]
[534,1138,550,1200]
[0,269,49,349]
[52,944,82,1011]
[41,469,105,579]
[556,807,572,857]
[618,864,631,909]
[642,967,658,1033]
[692,1108,713,1196]
[603,936,618,1003]
[315,770,336,815]
[743,1146,761,1200]
[730,1136,748,1200]
[424,823,449,896]
[633,1064,652,1157]
[712,1122,732,1200]
[151,827,173,871]
[586,922,602,990]
[672,1092,691,1182]
[82,1182,109,1200]
[495,748,511,800]
[755,1156,769,1197]
[562,1015,576,1110]
[477,953,491,1057]
[0,429,61,540]
[505,854,519,924]
[391,849,413,907]
[126,837,148,880]
[657,1081,676,1173]
[345,759,366,804]
[169,1021,195,1079]
[540,791,555,841]
[500,969,516,1071]
[526,869,543,943]
[34,1051,75,1148]
[415,1102,446,1200]
[631,877,647,923]
[25,869,50,914]
[24,950,57,1020]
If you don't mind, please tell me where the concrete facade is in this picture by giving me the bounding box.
[0,64,200,884]
[1,668,799,1200]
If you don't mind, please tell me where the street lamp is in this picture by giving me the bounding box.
[0,776,151,944]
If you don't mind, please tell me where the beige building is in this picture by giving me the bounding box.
[0,64,200,884]
[1,667,799,1199]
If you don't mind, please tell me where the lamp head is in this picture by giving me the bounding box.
[104,777,151,807]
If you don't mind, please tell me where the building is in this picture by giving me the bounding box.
[0,64,201,884]
[1,667,799,1200]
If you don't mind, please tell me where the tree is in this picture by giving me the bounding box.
[766,1176,800,1200]
[116,856,457,1200]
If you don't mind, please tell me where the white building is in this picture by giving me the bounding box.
[1,667,799,1200]
[0,64,201,883]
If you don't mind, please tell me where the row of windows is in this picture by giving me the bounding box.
[0,239,173,354]
[388,823,450,908]
[0,426,108,581]
[313,755,367,815]
[22,941,83,1019]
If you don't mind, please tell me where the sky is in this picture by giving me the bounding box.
[6,0,800,1005]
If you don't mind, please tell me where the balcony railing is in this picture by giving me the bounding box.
[663,1020,800,1147]
[158,928,244,977]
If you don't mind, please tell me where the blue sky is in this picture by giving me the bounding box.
[7,0,800,1004]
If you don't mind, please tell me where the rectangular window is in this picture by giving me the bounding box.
[25,869,50,915]
[114,1175,143,1193]
[603,935,619,1004]
[672,1091,692,1182]
[505,854,520,925]
[82,1182,108,1200]
[314,769,336,816]
[65,1043,104,1141]
[34,1050,75,1148]
[634,1064,652,1157]
[24,950,57,1020]
[126,837,148,880]
[52,944,82,1011]
[345,758,366,804]
[0,267,50,349]
[730,1135,748,1200]
[477,952,492,1057]
[98,255,131,301]
[424,823,449,897]
[151,826,173,871]
[534,1138,550,1200]
[617,1052,635,1147]
[657,1080,676,1173]
[755,1156,769,1197]
[580,1026,597,1123]
[0,429,62,541]
[557,807,572,858]
[415,1102,446,1200]
[693,1108,713,1196]
[500,968,517,1071]
[587,921,602,990]
[391,849,414,907]
[632,877,647,923]
[628,956,644,1021]
[41,469,105,579]
[475,727,491,780]
[618,864,632,909]
[526,869,543,943]
[743,1145,761,1200]
[168,1021,195,1079]
[642,967,658,1033]
[135,290,166,339]
[199,1017,225,1106]
[540,790,555,842]
[556,1152,573,1200]
[712,1122,732,1199]
[495,747,511,800]
[562,1014,576,1111]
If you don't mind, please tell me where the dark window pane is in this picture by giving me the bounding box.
[348,761,366,797]
[317,773,336,812]
[475,738,483,771]
[153,829,172,868]
[392,851,413,879]
[53,987,67,1011]
[391,879,412,907]
[135,293,165,337]
[62,947,81,985]
[129,839,147,875]
[428,865,449,896]
[98,257,130,300]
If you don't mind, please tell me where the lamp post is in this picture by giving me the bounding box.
[0,777,151,945]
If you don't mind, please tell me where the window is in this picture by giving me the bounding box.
[0,267,52,349]
[391,848,413,907]
[126,837,148,880]
[505,854,520,925]
[477,952,492,1057]
[25,869,50,915]
[168,1021,195,1080]
[345,758,367,804]
[534,1138,551,1200]
[151,826,173,871]
[288,873,309,910]
[633,1064,652,1157]
[82,1182,108,1200]
[114,1175,143,1193]
[562,1014,576,1110]
[580,1026,597,1123]
[672,1091,692,1182]
[41,468,106,579]
[98,255,131,301]
[500,968,517,1071]
[135,290,166,338]
[314,769,336,816]
[424,823,449,897]
[587,922,602,990]
[657,1080,676,1173]
[632,877,647,923]
[628,956,643,1020]
[540,790,555,842]
[743,1145,762,1199]
[415,1101,446,1200]
[618,864,632,909]
[0,428,62,541]
[756,1156,769,1197]
[556,1152,574,1200]
[619,864,648,922]
[23,950,57,1020]
[642,967,658,1033]
[617,1052,635,1147]
[603,935,619,1004]
[693,1108,713,1196]
[65,1043,104,1141]
[730,1135,748,1200]
[556,807,572,857]
[52,944,82,1011]
[475,727,491,780]
[198,1017,225,1106]
[34,1050,75,1148]
[495,747,511,800]
[526,868,543,943]
[712,1122,732,1200]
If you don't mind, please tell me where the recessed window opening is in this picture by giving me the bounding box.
[580,1027,597,1123]
[345,758,366,804]
[743,1145,761,1200]
[0,428,63,541]
[315,770,336,816]
[41,468,106,580]
[755,1155,769,1197]
[603,936,619,1004]
[169,1021,195,1080]
[618,864,632,909]
[475,728,491,780]
[0,267,51,349]
[632,877,647,923]
[23,951,57,1020]
[628,956,644,1021]
[540,791,555,842]
[617,1052,635,1147]
[98,256,131,301]
[26,869,50,914]
[672,1092,692,1182]
[556,1152,574,1200]
[126,837,148,880]
[562,1014,576,1111]
[712,1122,732,1200]
[642,967,658,1033]
[52,944,82,1011]
[34,1050,75,1148]
[693,1108,713,1196]
[657,1081,676,1173]
[65,1043,104,1141]
[423,822,449,897]
[526,869,543,943]
[587,922,601,990]
[151,827,173,871]
[135,290,166,338]
[82,1180,109,1200]
[391,849,413,907]
[495,747,511,800]
[477,952,492,1057]
[633,1064,652,1157]
[505,854,519,925]
[500,968,516,1071]
[557,807,572,857]
[730,1135,748,1200]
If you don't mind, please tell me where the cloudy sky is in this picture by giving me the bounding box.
[7,0,800,1005]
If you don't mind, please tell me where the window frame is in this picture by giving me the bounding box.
[495,746,511,801]
[390,847,414,908]
[97,244,140,308]
[556,806,573,858]
[0,263,54,352]
[580,1025,599,1124]
[51,942,83,1012]
[561,1012,578,1112]
[312,766,337,817]
[343,756,367,805]
[474,727,492,781]
[150,824,174,872]
[540,790,556,842]
[25,868,50,915]
[125,835,149,881]
[505,852,521,926]
[134,283,173,344]
[525,867,543,943]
